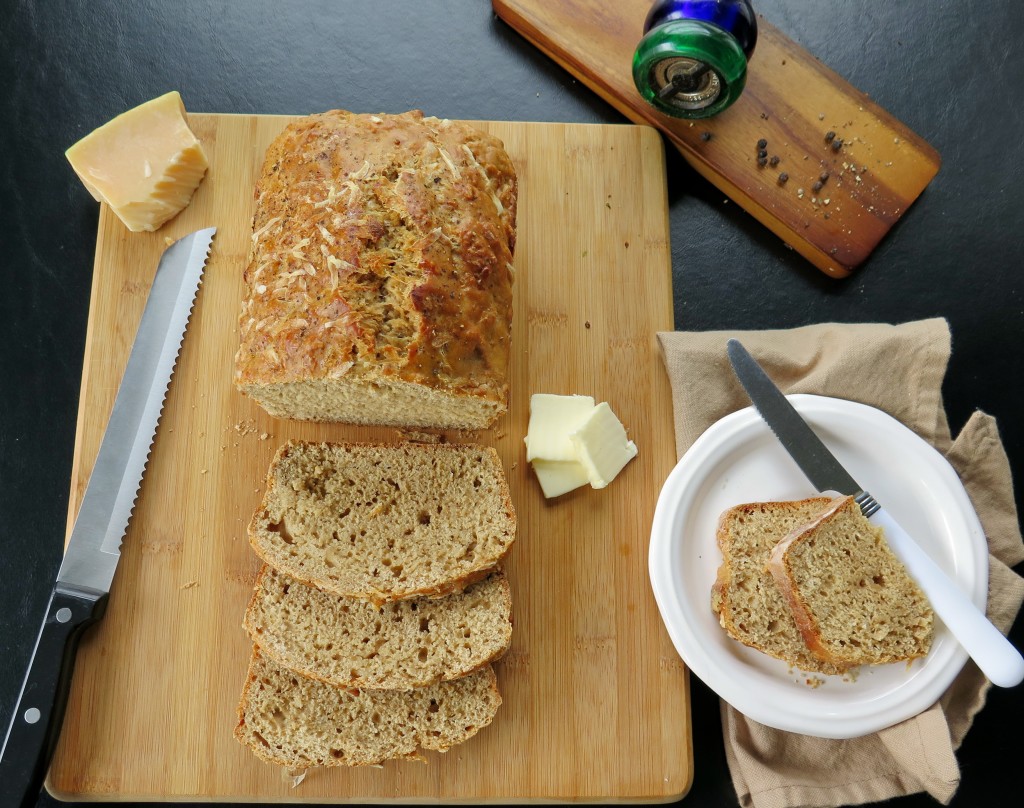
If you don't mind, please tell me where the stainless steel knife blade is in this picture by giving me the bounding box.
[725,337,1024,689]
[57,227,216,595]
[0,227,216,807]
[726,339,862,496]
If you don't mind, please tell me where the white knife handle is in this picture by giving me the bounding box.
[870,507,1024,688]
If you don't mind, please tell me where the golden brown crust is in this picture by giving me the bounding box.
[766,508,837,662]
[234,110,517,422]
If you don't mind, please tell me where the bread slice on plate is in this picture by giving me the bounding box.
[768,495,934,669]
[712,497,848,674]
[248,441,516,605]
[245,565,512,690]
[234,649,501,768]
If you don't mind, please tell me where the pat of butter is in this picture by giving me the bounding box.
[65,91,209,232]
[531,460,591,499]
[570,402,638,489]
[524,394,595,462]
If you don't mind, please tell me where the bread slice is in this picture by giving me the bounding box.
[235,649,501,768]
[245,565,513,690]
[248,441,516,606]
[768,495,933,668]
[712,497,847,674]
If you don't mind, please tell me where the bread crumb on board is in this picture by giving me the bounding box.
[232,419,259,437]
[179,580,199,590]
[282,768,307,788]
[395,429,443,444]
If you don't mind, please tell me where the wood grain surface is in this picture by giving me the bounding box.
[493,0,941,278]
[45,114,689,802]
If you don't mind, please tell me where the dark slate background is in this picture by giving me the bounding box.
[0,1,1021,806]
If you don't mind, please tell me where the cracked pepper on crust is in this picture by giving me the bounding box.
[234,109,517,429]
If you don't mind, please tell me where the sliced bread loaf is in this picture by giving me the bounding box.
[244,565,513,690]
[712,497,847,674]
[768,495,933,668]
[248,441,516,605]
[235,649,501,768]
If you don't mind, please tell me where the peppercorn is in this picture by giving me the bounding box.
[831,139,843,152]
[812,181,823,192]
[769,155,780,167]
[777,172,789,184]
[700,131,712,142]
[756,138,767,149]
[819,171,830,182]
[757,156,767,167]
[825,131,836,143]
[757,149,767,159]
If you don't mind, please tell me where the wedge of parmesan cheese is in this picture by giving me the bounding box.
[65,91,208,232]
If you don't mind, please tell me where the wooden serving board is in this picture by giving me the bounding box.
[46,114,689,802]
[493,0,941,278]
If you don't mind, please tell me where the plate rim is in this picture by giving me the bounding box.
[648,394,987,738]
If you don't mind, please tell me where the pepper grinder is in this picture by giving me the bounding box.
[633,0,757,118]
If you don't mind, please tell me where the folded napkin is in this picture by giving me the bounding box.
[656,318,1024,808]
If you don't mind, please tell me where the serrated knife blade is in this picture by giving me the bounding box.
[0,227,216,807]
[726,338,1024,690]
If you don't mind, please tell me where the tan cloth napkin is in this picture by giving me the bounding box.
[656,318,1024,808]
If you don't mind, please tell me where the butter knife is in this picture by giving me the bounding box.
[727,338,1024,688]
[0,227,216,806]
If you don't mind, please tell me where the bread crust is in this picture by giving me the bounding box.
[234,110,517,428]
[766,500,845,664]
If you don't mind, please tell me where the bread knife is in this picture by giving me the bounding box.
[726,338,1024,688]
[0,228,216,806]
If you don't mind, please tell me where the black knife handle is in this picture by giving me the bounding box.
[0,583,108,808]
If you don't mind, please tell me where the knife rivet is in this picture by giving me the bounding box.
[24,707,41,724]
[55,607,72,624]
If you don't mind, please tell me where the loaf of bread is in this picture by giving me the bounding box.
[712,497,848,674]
[245,565,512,690]
[234,109,517,430]
[234,649,501,768]
[768,495,933,668]
[248,441,516,605]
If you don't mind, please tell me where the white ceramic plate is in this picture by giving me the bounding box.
[648,395,987,739]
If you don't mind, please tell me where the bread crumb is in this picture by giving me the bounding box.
[200,469,208,474]
[233,419,259,437]
[179,580,199,590]
[282,768,307,788]
[396,429,442,444]
[260,432,269,441]
[164,236,175,247]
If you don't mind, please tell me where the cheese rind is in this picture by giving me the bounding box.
[570,402,638,489]
[65,91,209,232]
[524,394,596,462]
[531,460,591,498]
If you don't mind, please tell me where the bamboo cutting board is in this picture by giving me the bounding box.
[46,114,689,802]
[493,0,941,277]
